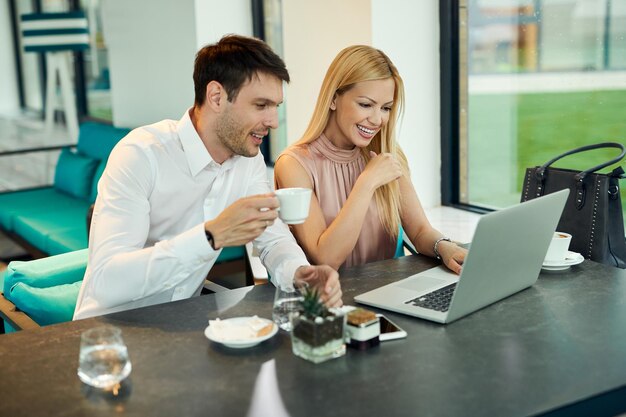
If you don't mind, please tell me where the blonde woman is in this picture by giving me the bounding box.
[274,45,467,272]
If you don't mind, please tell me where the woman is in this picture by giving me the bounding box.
[274,45,466,272]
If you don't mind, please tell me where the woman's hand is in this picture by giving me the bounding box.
[438,241,468,275]
[359,151,403,191]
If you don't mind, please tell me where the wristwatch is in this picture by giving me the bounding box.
[433,237,451,260]
[205,229,216,250]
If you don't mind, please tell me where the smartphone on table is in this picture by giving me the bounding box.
[376,314,407,341]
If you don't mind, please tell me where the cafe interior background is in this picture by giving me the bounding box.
[0,0,625,273]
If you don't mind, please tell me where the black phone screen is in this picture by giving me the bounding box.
[379,315,402,333]
[376,315,407,341]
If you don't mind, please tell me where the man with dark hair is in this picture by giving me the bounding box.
[74,35,342,319]
[193,35,290,106]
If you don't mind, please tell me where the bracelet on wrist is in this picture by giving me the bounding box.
[433,237,451,260]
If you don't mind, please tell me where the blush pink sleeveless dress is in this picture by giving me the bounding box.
[277,133,396,269]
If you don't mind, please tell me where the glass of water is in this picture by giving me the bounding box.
[77,326,132,389]
[272,283,303,332]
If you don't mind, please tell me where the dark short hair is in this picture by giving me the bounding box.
[193,34,290,106]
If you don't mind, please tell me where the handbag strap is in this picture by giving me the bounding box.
[535,142,625,182]
[532,142,625,210]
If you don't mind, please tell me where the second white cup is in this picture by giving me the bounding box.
[275,188,312,224]
[544,231,572,263]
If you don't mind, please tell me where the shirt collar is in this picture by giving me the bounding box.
[177,108,239,176]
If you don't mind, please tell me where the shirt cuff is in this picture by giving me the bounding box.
[171,223,220,267]
[272,258,309,290]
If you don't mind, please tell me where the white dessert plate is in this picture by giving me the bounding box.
[205,317,277,348]
[542,251,584,271]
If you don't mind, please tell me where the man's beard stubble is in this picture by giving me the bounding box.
[214,109,258,158]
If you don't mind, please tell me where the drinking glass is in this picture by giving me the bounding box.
[272,284,303,332]
[77,326,132,389]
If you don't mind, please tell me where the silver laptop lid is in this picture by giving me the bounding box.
[445,189,570,322]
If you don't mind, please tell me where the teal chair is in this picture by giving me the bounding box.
[395,227,418,258]
[0,249,87,332]
[0,246,249,333]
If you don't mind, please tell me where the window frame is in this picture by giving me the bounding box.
[439,0,492,214]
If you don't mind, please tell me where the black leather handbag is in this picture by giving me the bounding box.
[521,142,626,268]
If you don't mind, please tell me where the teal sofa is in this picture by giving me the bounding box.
[0,122,130,256]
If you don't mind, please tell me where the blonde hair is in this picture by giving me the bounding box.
[297,45,408,238]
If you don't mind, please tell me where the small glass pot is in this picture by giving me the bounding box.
[290,310,346,364]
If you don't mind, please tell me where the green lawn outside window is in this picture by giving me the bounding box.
[468,89,626,226]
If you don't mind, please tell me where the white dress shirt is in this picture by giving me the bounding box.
[73,110,308,320]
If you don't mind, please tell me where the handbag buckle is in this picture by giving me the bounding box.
[609,185,620,200]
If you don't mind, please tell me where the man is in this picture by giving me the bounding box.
[73,35,342,320]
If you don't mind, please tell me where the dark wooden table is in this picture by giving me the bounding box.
[1,255,625,417]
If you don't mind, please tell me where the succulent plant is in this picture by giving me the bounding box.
[300,287,327,319]
[292,287,344,358]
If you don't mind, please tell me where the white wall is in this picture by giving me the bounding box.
[372,0,441,209]
[0,3,19,114]
[102,0,197,127]
[282,0,441,208]
[102,0,253,128]
[194,0,252,48]
[282,0,372,144]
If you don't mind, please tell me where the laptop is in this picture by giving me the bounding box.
[355,189,569,324]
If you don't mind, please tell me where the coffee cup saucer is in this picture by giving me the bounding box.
[542,251,584,271]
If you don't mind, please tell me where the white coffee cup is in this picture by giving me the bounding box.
[544,232,572,263]
[275,188,312,224]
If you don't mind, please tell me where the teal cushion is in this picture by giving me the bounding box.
[0,188,78,231]
[54,148,99,200]
[2,249,86,329]
[3,249,88,295]
[77,122,130,160]
[7,280,82,326]
[46,228,88,255]
[90,160,106,202]
[12,202,90,254]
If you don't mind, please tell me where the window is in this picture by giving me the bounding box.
[10,0,112,122]
[445,0,626,221]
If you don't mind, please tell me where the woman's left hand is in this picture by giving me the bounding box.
[438,241,468,275]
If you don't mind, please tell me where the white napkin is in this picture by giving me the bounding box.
[209,316,269,340]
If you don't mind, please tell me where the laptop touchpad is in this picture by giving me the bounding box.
[398,276,448,293]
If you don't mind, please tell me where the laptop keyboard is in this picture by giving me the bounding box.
[405,283,457,312]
